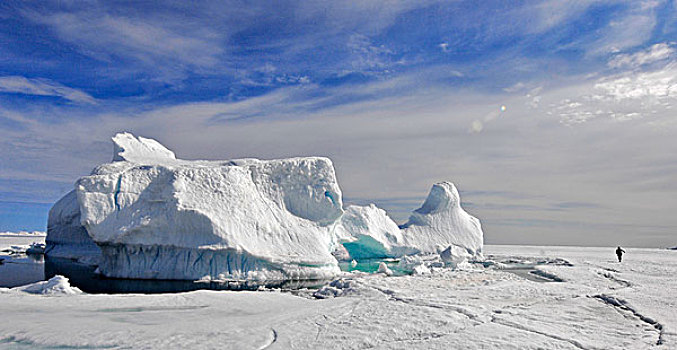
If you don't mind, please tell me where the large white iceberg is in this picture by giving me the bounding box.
[46,133,484,282]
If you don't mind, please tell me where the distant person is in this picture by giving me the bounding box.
[616,246,625,262]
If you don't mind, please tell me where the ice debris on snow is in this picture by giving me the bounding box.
[46,132,485,282]
[15,276,82,295]
[1,242,44,255]
[313,278,361,299]
[440,245,472,268]
[377,262,393,276]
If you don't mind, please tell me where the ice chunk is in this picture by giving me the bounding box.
[16,275,82,295]
[334,204,418,259]
[440,245,472,268]
[377,262,393,276]
[400,182,483,258]
[313,278,366,299]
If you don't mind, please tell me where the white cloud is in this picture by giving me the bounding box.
[0,76,97,105]
[608,42,675,68]
[543,61,676,124]
[595,63,677,101]
[347,34,396,72]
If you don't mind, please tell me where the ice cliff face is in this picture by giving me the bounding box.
[47,132,483,282]
[46,190,101,265]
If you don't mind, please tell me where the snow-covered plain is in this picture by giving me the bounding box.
[1,244,675,349]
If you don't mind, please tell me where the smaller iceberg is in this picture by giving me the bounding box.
[400,182,483,257]
[334,182,483,262]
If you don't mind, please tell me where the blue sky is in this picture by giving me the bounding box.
[1,1,676,247]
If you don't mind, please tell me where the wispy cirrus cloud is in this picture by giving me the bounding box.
[0,76,97,105]
[22,10,223,75]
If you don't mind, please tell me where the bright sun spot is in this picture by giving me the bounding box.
[500,105,507,112]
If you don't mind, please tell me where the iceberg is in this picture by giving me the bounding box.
[333,182,483,261]
[48,133,343,281]
[14,275,82,295]
[46,132,484,282]
[400,182,483,258]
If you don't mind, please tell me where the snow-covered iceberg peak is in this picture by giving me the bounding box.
[401,182,483,257]
[413,181,460,215]
[112,132,176,163]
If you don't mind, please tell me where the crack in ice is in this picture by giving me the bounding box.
[257,328,277,350]
[591,294,665,346]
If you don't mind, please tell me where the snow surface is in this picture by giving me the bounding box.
[1,245,675,349]
[46,133,484,282]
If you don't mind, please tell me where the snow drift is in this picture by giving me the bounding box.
[46,132,484,282]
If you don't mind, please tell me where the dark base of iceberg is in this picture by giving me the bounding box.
[44,256,330,294]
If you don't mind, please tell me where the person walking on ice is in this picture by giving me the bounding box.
[616,246,625,262]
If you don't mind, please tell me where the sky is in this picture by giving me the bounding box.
[0,0,676,247]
